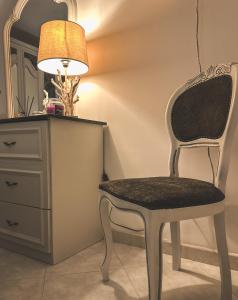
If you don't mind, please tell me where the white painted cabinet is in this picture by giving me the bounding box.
[0,116,105,264]
[11,38,44,114]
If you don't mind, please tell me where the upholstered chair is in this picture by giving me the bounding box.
[99,63,238,300]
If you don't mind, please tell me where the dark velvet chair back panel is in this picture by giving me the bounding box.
[171,75,233,142]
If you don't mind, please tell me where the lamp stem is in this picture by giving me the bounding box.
[61,59,69,82]
[60,59,73,116]
[64,66,68,83]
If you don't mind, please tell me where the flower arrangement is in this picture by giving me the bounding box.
[16,95,35,117]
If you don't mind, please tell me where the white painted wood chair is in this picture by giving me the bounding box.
[99,63,238,300]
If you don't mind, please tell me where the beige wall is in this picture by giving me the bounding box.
[199,0,238,254]
[76,0,238,255]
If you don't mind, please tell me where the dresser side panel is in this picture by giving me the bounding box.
[50,119,103,263]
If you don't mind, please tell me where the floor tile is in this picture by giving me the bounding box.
[0,277,44,300]
[46,242,121,275]
[115,244,238,300]
[114,243,172,275]
[231,269,238,297]
[180,257,238,298]
[125,265,224,300]
[1,242,238,300]
[43,268,138,300]
[0,248,47,281]
[114,243,147,269]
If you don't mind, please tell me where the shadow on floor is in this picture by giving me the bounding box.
[180,267,238,296]
[104,280,139,299]
[105,268,238,300]
[106,280,225,300]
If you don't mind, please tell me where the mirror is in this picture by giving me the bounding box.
[3,0,78,117]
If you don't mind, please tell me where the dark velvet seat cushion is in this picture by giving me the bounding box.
[99,177,225,210]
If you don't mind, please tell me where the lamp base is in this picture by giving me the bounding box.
[64,102,74,116]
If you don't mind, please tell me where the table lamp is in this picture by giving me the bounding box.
[38,20,88,116]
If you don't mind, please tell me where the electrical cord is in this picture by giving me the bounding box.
[208,147,221,185]
[196,2,217,185]
[207,147,215,184]
[196,0,202,73]
[108,0,206,231]
[102,128,109,181]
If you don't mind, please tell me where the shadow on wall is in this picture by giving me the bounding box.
[226,205,238,247]
[225,126,238,248]
[104,126,124,180]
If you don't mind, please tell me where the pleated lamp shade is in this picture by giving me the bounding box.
[38,20,88,75]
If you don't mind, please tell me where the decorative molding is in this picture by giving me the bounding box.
[0,127,43,160]
[186,63,232,88]
[24,58,38,79]
[54,0,78,21]
[0,168,45,208]
[0,206,50,251]
[0,238,52,263]
[3,0,78,117]
[0,114,8,120]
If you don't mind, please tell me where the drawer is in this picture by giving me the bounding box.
[0,128,43,159]
[0,202,50,252]
[0,169,47,208]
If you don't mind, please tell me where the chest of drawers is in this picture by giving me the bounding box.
[0,115,105,264]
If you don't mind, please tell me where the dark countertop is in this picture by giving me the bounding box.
[0,115,107,126]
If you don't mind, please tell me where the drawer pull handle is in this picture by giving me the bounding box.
[5,181,18,187]
[6,220,19,227]
[3,141,16,147]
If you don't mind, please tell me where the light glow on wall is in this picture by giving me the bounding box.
[78,82,96,93]
[77,0,126,39]
[79,17,100,36]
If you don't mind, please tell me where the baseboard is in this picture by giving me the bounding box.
[112,229,238,271]
[0,238,53,264]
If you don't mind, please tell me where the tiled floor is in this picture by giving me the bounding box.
[1,242,238,299]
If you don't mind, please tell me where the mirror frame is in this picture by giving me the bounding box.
[3,0,78,117]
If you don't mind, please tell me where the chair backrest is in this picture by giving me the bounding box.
[166,63,238,193]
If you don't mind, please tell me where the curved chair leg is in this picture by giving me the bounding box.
[99,196,113,282]
[170,221,181,270]
[214,211,232,300]
[144,214,165,300]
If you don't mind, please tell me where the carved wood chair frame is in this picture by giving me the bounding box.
[99,63,238,300]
